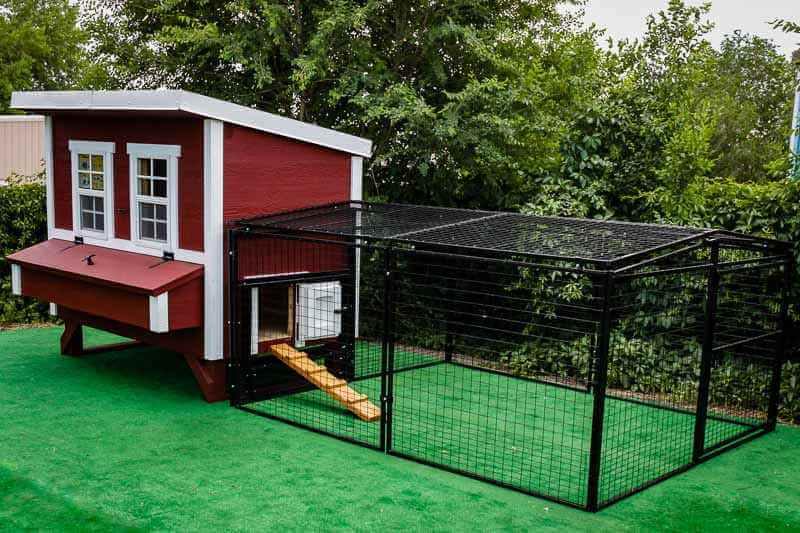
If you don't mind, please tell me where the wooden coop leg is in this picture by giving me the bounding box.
[183,354,227,402]
[60,319,142,357]
[60,320,84,356]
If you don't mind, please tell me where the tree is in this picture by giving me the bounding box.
[704,32,796,181]
[0,0,100,113]
[84,0,600,210]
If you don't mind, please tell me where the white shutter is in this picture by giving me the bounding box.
[296,281,342,345]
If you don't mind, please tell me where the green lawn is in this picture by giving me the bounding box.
[1,326,799,531]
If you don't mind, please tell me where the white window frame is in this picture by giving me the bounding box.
[69,140,115,240]
[127,143,181,252]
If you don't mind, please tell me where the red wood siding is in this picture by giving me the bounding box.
[222,124,351,222]
[237,234,348,280]
[52,114,205,251]
[168,276,204,330]
[22,268,150,329]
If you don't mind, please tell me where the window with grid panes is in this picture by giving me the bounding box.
[135,157,169,243]
[77,153,106,232]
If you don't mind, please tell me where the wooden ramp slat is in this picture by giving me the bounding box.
[270,343,381,422]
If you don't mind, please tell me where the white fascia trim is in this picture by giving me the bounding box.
[127,143,182,158]
[68,140,116,153]
[250,287,259,356]
[50,228,205,264]
[204,119,225,361]
[181,92,372,157]
[12,90,372,158]
[44,116,54,238]
[11,264,22,295]
[149,292,170,333]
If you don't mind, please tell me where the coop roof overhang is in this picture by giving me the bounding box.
[236,201,790,268]
[10,90,373,157]
[6,238,203,295]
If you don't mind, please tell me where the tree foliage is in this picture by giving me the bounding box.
[0,0,104,112]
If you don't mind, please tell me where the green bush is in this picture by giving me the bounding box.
[0,175,50,325]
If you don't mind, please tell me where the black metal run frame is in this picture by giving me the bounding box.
[227,201,792,512]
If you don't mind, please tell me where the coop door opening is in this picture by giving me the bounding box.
[250,284,294,355]
[296,281,342,347]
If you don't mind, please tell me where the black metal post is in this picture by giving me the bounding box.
[380,246,396,452]
[586,271,613,512]
[340,242,358,380]
[693,240,720,462]
[227,228,242,405]
[444,330,454,363]
[586,281,602,393]
[767,257,792,430]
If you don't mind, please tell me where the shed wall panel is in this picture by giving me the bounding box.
[51,115,205,251]
[0,118,43,182]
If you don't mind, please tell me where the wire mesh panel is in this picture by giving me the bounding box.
[600,264,707,505]
[232,234,386,449]
[386,249,597,507]
[703,259,785,450]
[229,204,792,512]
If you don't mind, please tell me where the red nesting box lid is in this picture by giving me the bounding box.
[6,239,203,295]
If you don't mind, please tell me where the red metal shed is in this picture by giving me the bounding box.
[6,90,372,401]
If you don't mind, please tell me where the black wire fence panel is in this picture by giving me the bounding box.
[228,224,791,512]
[387,249,599,506]
[232,237,388,449]
[598,246,786,506]
[600,264,707,505]
[702,262,784,450]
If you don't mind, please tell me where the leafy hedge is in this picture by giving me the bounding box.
[0,176,50,325]
[514,177,800,423]
[641,177,800,302]
[655,177,800,423]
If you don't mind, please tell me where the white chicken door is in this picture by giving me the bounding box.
[296,281,342,346]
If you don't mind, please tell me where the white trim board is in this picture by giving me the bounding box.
[50,228,205,264]
[250,287,259,356]
[203,119,225,361]
[351,156,363,338]
[11,264,22,295]
[148,292,170,333]
[12,90,373,158]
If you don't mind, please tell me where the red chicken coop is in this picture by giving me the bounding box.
[6,90,372,402]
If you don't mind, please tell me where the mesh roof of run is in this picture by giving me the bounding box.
[240,201,715,264]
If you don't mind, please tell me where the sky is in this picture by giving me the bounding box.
[582,0,799,58]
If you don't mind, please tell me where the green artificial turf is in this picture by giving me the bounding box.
[251,350,747,507]
[1,326,799,531]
